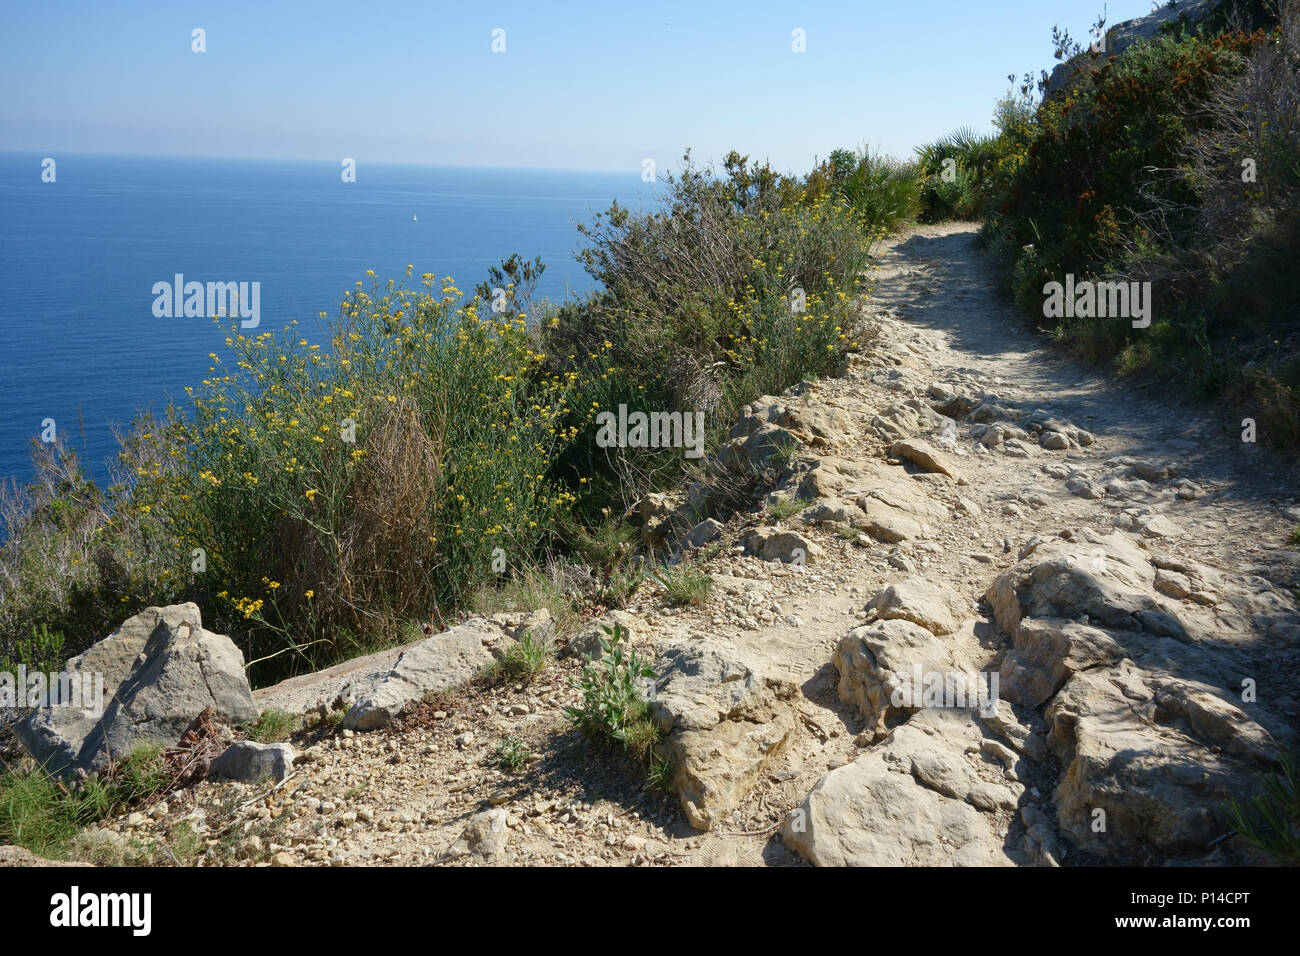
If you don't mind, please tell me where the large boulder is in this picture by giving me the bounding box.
[17,603,257,777]
[986,529,1188,641]
[1046,665,1278,859]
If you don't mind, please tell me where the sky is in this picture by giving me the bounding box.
[0,0,1158,175]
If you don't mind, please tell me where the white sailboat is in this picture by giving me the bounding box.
[412,214,418,222]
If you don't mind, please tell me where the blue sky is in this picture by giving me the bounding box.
[1,0,1156,174]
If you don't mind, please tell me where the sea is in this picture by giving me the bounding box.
[0,153,656,488]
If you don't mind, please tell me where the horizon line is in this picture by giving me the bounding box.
[0,147,653,178]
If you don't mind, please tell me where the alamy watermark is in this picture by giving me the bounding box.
[1042,274,1151,329]
[595,404,705,459]
[152,274,260,328]
[889,664,999,717]
[50,886,151,936]
[1,667,104,717]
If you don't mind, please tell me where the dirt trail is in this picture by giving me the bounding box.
[92,223,1300,867]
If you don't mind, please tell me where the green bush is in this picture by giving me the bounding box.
[981,5,1300,446]
[546,150,880,513]
[915,127,1001,221]
[564,624,658,751]
[0,622,66,674]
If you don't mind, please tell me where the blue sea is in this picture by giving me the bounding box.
[0,153,656,487]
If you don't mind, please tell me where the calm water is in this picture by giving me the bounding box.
[0,153,654,486]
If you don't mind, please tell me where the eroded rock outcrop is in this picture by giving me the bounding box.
[986,530,1293,861]
[652,644,799,830]
[782,710,1020,866]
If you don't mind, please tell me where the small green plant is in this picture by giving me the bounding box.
[768,437,803,467]
[564,624,658,750]
[602,562,647,608]
[646,751,675,794]
[1287,526,1300,547]
[1224,753,1300,863]
[767,496,810,521]
[472,564,581,639]
[308,707,346,734]
[621,717,662,763]
[152,819,204,866]
[650,562,713,607]
[492,735,531,772]
[244,708,298,743]
[569,517,640,574]
[0,623,66,675]
[485,629,552,684]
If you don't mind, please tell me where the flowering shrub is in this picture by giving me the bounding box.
[2,148,900,681]
[147,271,585,676]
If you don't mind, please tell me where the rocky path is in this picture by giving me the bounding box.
[88,223,1300,867]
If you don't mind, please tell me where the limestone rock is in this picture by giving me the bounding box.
[998,616,1125,708]
[652,644,799,830]
[564,610,641,661]
[796,457,890,500]
[452,808,510,859]
[889,439,961,481]
[17,603,257,777]
[682,518,724,550]
[835,619,956,737]
[870,400,947,443]
[985,530,1188,642]
[1046,664,1276,859]
[652,645,797,734]
[209,740,295,784]
[744,527,823,564]
[870,577,965,636]
[799,499,866,528]
[0,845,91,867]
[783,713,1012,866]
[664,710,796,830]
[341,617,515,731]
